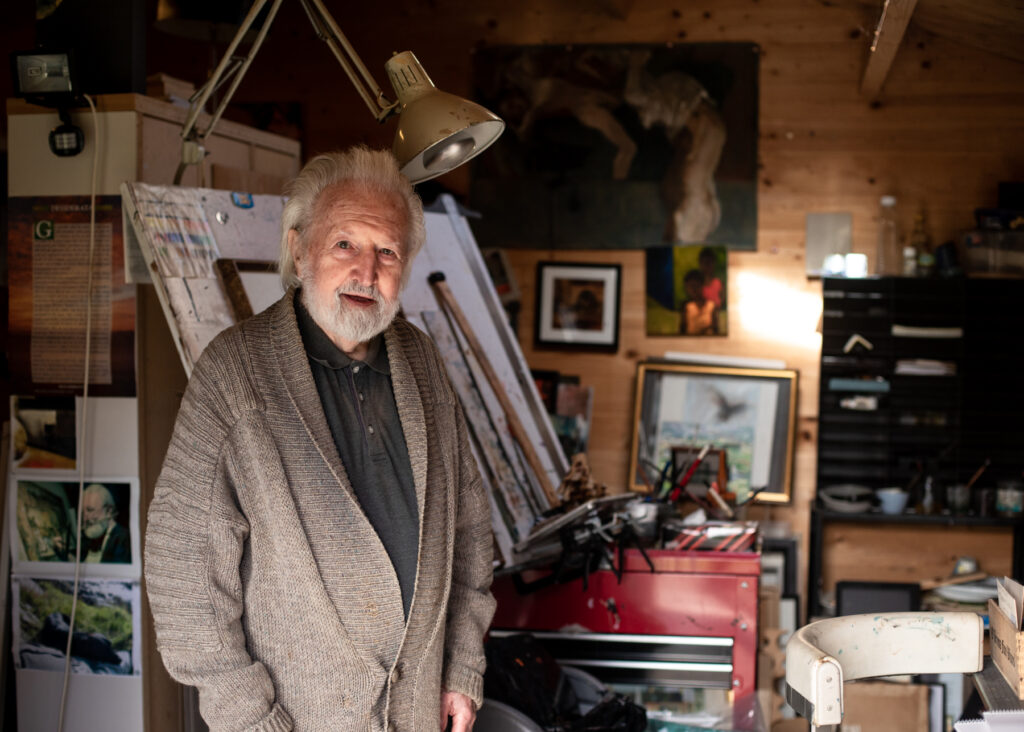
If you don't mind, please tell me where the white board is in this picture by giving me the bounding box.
[16,669,143,732]
[403,197,567,511]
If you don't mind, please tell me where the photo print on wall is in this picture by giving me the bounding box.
[11,395,77,471]
[13,576,141,675]
[10,478,141,579]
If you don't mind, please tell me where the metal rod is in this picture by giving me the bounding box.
[181,0,271,140]
[177,0,398,181]
[295,0,386,117]
[304,0,394,115]
[202,0,286,141]
[428,272,561,507]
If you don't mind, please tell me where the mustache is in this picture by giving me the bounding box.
[336,282,381,302]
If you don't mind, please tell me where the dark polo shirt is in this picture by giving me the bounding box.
[295,296,419,619]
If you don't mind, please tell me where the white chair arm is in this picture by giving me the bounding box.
[785,612,983,728]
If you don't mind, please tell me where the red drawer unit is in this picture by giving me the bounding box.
[491,549,760,726]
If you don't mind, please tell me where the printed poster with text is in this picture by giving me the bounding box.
[8,196,136,396]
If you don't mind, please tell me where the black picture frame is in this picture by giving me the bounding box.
[762,536,799,597]
[534,262,621,351]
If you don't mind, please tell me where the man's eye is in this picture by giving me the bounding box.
[379,247,396,257]
[335,240,352,249]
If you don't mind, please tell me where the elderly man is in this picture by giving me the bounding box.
[145,147,495,732]
[82,483,131,563]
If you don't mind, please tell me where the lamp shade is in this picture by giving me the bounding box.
[385,51,504,184]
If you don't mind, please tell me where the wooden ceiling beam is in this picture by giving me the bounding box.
[860,0,920,98]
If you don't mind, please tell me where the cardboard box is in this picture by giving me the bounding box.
[988,598,1024,698]
[840,681,929,732]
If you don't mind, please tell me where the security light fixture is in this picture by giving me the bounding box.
[10,49,86,157]
[11,51,76,99]
[49,107,86,157]
[175,0,504,185]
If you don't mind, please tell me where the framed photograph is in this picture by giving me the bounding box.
[629,362,797,503]
[534,262,621,350]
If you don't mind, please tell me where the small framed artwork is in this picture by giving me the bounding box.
[482,248,522,305]
[629,361,798,503]
[534,262,621,351]
[646,244,728,336]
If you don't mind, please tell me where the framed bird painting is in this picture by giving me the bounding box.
[629,362,797,503]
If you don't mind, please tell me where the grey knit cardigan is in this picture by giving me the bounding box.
[144,291,496,731]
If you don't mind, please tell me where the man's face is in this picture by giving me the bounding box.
[291,182,408,353]
[82,492,111,539]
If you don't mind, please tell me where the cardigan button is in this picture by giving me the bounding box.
[390,662,402,683]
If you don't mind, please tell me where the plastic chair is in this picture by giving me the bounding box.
[784,611,983,731]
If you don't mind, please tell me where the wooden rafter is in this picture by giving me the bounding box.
[860,0,920,98]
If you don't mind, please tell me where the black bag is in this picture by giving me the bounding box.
[484,633,647,732]
[569,696,648,732]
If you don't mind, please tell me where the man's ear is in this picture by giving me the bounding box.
[288,229,303,277]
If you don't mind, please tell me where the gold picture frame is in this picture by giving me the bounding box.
[629,361,798,504]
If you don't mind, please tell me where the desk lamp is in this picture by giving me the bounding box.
[175,0,504,184]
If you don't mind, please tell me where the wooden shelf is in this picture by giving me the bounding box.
[814,507,1022,529]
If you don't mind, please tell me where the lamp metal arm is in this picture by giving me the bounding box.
[299,0,398,121]
[180,0,280,145]
[200,0,285,143]
[177,0,398,184]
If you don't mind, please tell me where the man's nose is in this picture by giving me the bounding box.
[350,246,377,286]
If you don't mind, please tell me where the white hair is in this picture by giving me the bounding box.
[84,483,116,515]
[278,146,426,289]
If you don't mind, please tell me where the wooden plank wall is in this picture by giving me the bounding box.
[148,0,1024,616]
[187,0,1024,611]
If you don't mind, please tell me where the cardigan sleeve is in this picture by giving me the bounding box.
[144,343,293,732]
[441,402,497,707]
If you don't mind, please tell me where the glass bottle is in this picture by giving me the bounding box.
[919,475,937,515]
[902,246,918,277]
[912,210,934,277]
[876,196,900,276]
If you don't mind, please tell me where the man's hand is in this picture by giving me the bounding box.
[440,690,476,732]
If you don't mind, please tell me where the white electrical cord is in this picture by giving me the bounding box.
[56,92,100,732]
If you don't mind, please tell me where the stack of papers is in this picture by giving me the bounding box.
[956,710,1024,730]
[998,577,1024,630]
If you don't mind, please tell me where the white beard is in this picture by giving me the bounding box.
[300,273,400,348]
[83,519,108,539]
